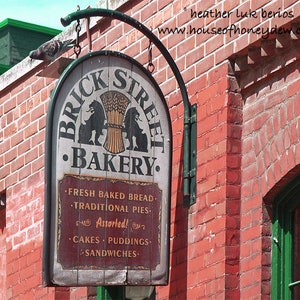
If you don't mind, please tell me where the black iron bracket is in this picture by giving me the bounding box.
[61,8,197,206]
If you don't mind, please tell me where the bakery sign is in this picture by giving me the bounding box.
[43,51,172,287]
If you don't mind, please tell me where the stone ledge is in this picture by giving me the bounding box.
[0,0,129,93]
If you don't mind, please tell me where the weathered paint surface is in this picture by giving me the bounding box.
[45,51,172,286]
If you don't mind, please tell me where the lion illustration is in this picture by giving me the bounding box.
[78,100,105,145]
[124,107,148,152]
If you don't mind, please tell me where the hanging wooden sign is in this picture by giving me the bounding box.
[43,51,172,286]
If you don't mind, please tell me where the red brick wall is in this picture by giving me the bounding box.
[239,48,300,298]
[1,72,54,298]
[1,0,300,299]
[0,194,6,300]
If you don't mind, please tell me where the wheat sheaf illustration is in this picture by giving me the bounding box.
[101,91,130,154]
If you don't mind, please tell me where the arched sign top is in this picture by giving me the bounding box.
[61,8,197,207]
[44,51,172,286]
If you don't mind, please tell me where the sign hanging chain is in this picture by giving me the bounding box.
[73,5,82,58]
[73,18,82,58]
[147,39,155,73]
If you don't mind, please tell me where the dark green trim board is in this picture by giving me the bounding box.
[0,18,61,35]
[272,173,300,300]
[0,64,12,75]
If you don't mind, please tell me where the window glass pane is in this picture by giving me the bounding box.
[293,206,300,299]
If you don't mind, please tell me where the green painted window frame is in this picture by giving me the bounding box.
[97,286,125,300]
[272,173,300,300]
[96,286,156,299]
